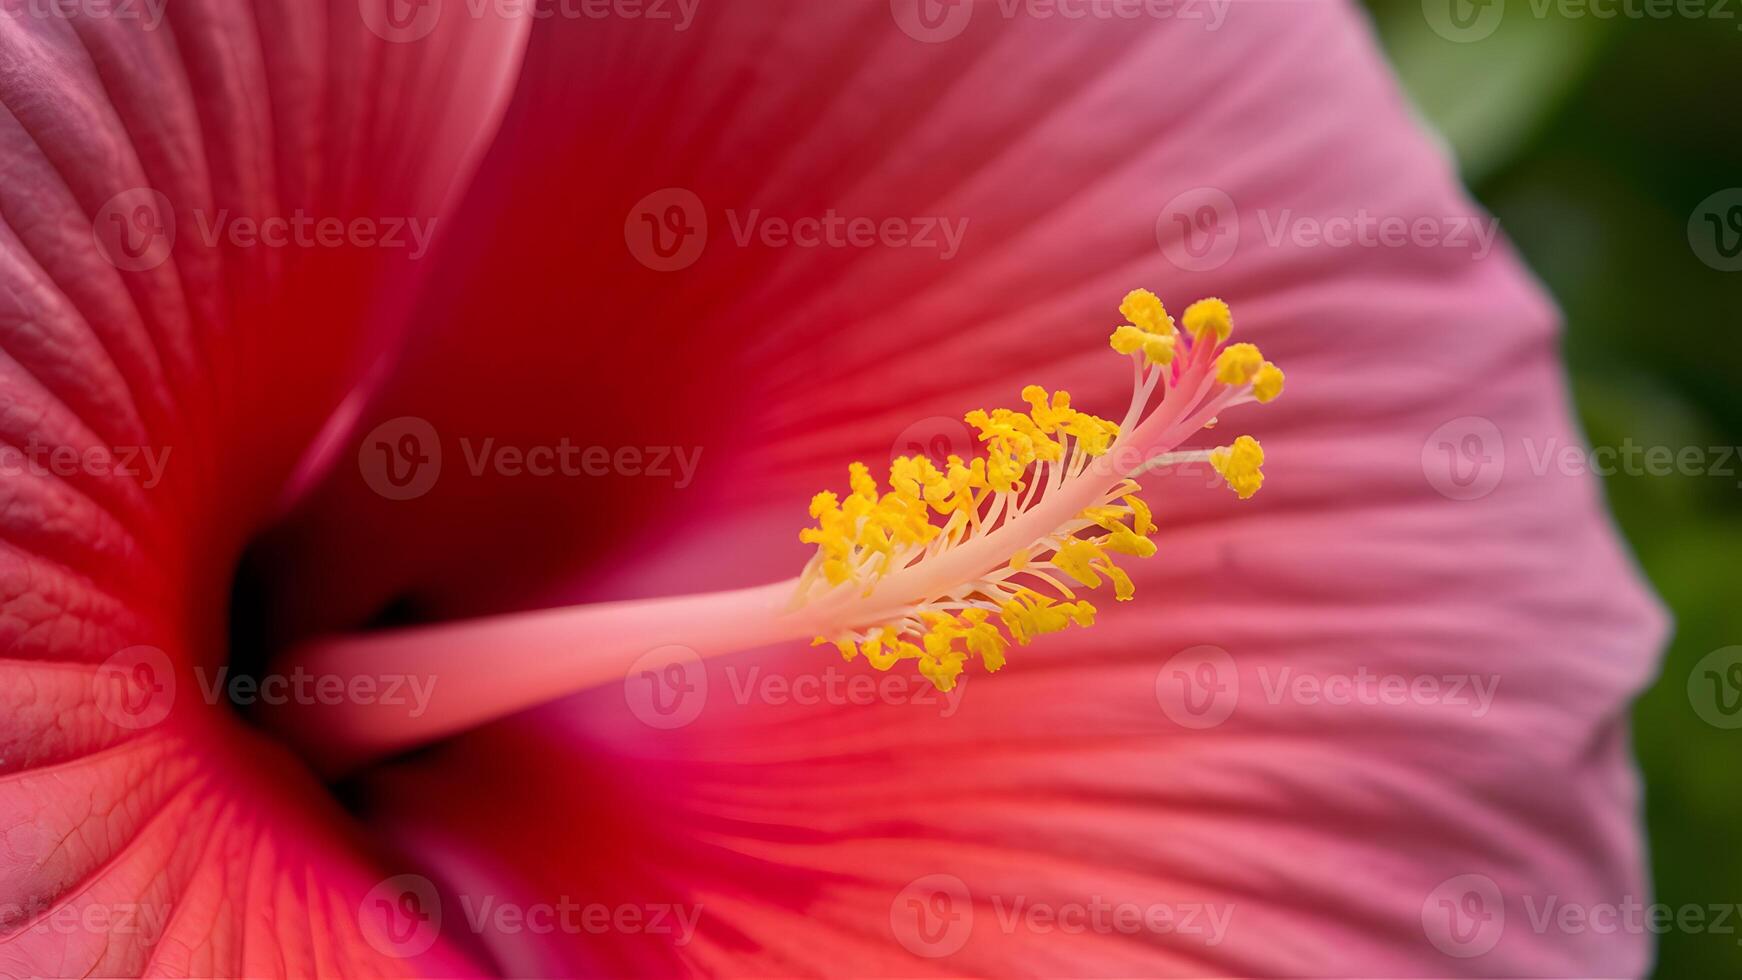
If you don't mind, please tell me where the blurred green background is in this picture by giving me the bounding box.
[1361,1,1742,974]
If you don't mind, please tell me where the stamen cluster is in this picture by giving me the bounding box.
[794,289,1283,691]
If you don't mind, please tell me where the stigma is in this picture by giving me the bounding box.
[794,289,1284,691]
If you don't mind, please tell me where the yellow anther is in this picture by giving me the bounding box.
[1123,493,1154,536]
[1183,298,1233,344]
[813,635,860,662]
[1104,562,1135,601]
[1210,435,1266,500]
[1080,504,1155,559]
[1119,288,1173,334]
[849,462,877,499]
[1214,343,1264,385]
[1109,324,1148,356]
[1253,362,1285,403]
[998,589,1096,646]
[1110,299,1178,365]
[1053,538,1108,590]
[1141,332,1177,367]
[1100,523,1156,559]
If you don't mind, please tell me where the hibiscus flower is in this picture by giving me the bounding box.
[0,1,1664,977]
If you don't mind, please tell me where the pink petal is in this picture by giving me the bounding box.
[272,1,1668,976]
[0,4,528,974]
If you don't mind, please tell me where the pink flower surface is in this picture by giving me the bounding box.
[0,1,1666,977]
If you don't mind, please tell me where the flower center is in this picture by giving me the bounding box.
[266,289,1282,773]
